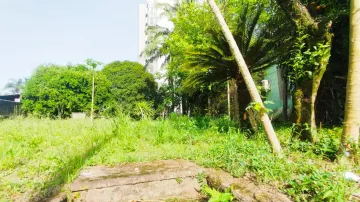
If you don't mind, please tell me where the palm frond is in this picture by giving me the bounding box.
[179,1,294,94]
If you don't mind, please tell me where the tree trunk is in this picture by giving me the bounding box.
[292,64,327,141]
[91,72,95,122]
[237,79,251,122]
[282,68,288,121]
[207,0,282,154]
[229,79,240,122]
[341,0,360,153]
[182,95,188,116]
[275,0,333,140]
[227,81,231,117]
[169,77,175,113]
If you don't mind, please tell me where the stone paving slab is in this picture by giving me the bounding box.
[65,160,293,202]
[70,160,205,202]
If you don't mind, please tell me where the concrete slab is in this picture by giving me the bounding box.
[67,160,292,202]
[70,160,205,202]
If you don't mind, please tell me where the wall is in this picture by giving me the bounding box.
[0,99,21,117]
[264,66,292,120]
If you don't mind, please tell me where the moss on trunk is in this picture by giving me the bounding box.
[292,52,330,141]
[292,82,313,141]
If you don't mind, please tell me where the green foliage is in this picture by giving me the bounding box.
[85,58,102,70]
[0,118,114,200]
[133,101,155,120]
[22,64,113,118]
[168,114,238,133]
[165,0,293,94]
[0,116,356,201]
[286,170,352,202]
[204,186,234,202]
[101,61,158,116]
[290,127,341,161]
[284,31,331,84]
[246,102,272,115]
[153,0,294,117]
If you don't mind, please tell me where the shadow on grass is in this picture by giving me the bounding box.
[29,121,120,202]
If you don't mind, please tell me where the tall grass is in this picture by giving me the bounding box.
[0,115,357,201]
[0,118,114,201]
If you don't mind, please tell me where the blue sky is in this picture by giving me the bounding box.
[0,0,145,94]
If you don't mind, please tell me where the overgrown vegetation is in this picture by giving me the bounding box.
[0,116,357,201]
[21,61,159,119]
[21,64,114,118]
[1,0,357,201]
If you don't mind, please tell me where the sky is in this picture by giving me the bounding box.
[0,0,145,94]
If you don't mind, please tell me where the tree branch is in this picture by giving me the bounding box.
[276,0,315,28]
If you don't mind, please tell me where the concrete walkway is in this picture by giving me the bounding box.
[69,160,204,202]
[50,160,292,202]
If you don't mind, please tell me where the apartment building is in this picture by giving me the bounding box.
[138,0,176,79]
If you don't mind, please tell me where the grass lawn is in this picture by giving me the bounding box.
[0,115,357,201]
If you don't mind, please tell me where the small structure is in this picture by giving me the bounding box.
[0,94,21,117]
[71,112,87,119]
[263,66,292,121]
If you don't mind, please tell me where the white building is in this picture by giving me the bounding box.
[138,0,177,80]
[138,0,202,114]
[138,3,147,66]
[138,0,203,78]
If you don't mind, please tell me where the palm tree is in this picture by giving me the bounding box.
[142,25,172,70]
[142,0,196,70]
[341,0,360,155]
[142,1,197,113]
[4,78,25,94]
[206,0,282,153]
[181,1,293,121]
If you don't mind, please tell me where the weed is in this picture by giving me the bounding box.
[286,170,354,202]
[0,115,356,201]
[203,186,234,202]
[175,177,183,184]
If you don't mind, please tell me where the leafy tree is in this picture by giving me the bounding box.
[85,59,103,121]
[101,61,158,116]
[275,0,348,141]
[22,64,113,118]
[4,78,25,94]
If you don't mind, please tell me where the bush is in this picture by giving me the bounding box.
[102,61,158,117]
[22,64,114,118]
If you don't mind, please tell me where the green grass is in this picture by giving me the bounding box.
[0,115,358,201]
[0,118,115,201]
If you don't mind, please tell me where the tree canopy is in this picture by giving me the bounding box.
[22,64,113,118]
[101,61,158,115]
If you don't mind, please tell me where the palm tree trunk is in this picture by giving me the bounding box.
[207,0,282,154]
[341,0,360,153]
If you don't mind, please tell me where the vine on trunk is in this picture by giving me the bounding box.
[284,29,331,141]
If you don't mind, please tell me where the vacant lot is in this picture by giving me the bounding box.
[0,116,356,201]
